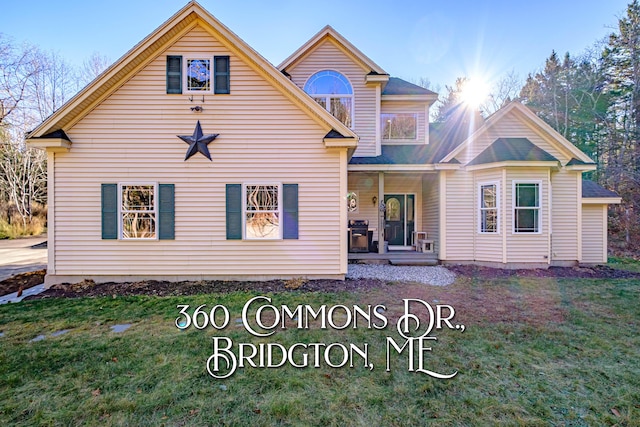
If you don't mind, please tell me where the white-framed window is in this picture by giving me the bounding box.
[119,183,157,240]
[185,57,211,92]
[478,182,499,233]
[381,113,418,141]
[304,70,353,128]
[513,181,541,233]
[244,184,282,240]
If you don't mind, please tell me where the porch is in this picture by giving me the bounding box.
[348,250,438,266]
[347,171,440,260]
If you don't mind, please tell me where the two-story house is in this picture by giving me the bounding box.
[27,2,620,286]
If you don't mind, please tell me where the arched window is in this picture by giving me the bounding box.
[304,70,353,127]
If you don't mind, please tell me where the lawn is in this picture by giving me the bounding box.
[0,275,639,426]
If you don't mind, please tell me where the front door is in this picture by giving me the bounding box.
[384,194,415,247]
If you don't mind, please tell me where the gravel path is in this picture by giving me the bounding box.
[347,264,456,286]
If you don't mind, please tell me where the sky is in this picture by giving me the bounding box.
[0,0,632,95]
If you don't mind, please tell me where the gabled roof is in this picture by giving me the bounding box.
[277,25,387,75]
[582,180,619,198]
[382,77,437,96]
[27,1,357,145]
[467,138,558,166]
[440,102,594,164]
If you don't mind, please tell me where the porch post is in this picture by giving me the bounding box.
[378,172,385,254]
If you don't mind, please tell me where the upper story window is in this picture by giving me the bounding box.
[304,70,353,127]
[186,59,211,91]
[166,55,230,94]
[381,113,418,141]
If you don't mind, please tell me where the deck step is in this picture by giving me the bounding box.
[348,251,438,266]
[389,258,438,266]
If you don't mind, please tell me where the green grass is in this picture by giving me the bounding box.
[1,278,639,426]
[609,256,640,273]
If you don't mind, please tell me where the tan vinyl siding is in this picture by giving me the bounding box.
[53,25,344,278]
[422,174,439,254]
[380,101,427,144]
[286,39,377,157]
[474,169,503,263]
[444,170,474,260]
[505,168,549,263]
[582,204,606,263]
[551,169,579,261]
[457,110,570,164]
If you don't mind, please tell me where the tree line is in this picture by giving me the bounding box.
[436,1,640,255]
[0,34,109,227]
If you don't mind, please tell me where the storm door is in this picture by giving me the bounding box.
[384,194,415,247]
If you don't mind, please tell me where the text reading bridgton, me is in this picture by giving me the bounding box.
[175,296,465,379]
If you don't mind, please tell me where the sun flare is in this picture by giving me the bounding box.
[460,78,490,108]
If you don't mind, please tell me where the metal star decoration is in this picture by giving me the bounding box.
[177,120,219,161]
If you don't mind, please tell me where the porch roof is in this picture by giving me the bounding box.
[349,144,439,165]
[382,77,437,96]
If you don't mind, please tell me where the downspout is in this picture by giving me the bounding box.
[548,168,552,265]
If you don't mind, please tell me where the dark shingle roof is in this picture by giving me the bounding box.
[382,77,437,96]
[40,129,71,140]
[467,138,558,166]
[566,158,595,166]
[582,180,619,198]
[349,144,439,165]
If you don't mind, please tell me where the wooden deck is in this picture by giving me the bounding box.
[348,250,438,266]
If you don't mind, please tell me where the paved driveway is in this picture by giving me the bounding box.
[0,236,48,282]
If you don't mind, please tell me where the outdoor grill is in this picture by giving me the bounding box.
[349,219,369,253]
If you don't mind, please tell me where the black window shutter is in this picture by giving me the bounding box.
[166,55,182,94]
[158,184,175,240]
[226,184,242,239]
[101,184,118,239]
[283,184,299,239]
[214,56,230,94]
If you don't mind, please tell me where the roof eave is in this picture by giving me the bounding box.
[465,160,560,171]
[582,197,622,204]
[434,163,462,170]
[381,94,438,104]
[26,137,71,152]
[348,164,436,172]
[323,136,358,148]
[365,74,390,84]
[566,164,597,171]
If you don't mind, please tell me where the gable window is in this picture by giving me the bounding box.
[513,181,541,233]
[186,58,211,91]
[245,184,281,239]
[304,70,353,127]
[167,55,231,94]
[120,184,157,239]
[381,113,418,140]
[478,182,499,233]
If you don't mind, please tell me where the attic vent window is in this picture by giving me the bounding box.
[304,70,353,128]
